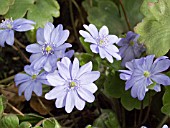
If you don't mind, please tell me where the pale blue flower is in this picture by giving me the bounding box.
[119,55,170,100]
[14,65,49,101]
[117,31,145,67]
[0,18,35,47]
[45,57,100,113]
[79,24,121,63]
[26,22,72,72]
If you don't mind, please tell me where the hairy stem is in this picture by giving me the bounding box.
[119,0,131,31]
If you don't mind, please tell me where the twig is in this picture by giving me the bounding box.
[7,102,24,116]
[15,38,26,49]
[72,0,85,24]
[37,97,54,117]
[12,45,29,63]
[119,0,131,31]
[156,115,169,128]
[69,0,83,51]
[138,100,143,126]
[0,75,15,84]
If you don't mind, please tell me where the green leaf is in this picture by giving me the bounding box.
[5,0,60,28]
[93,109,120,128]
[0,114,19,128]
[82,0,143,34]
[5,0,34,18]
[161,86,170,115]
[135,0,170,57]
[121,90,154,111]
[104,72,125,98]
[19,122,32,128]
[42,118,61,128]
[0,0,15,15]
[27,0,60,28]
[0,95,7,118]
[17,114,44,126]
[79,37,93,54]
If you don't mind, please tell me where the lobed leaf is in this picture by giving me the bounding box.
[135,0,170,57]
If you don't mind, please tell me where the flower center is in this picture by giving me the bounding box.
[97,36,108,47]
[69,81,77,87]
[0,18,13,29]
[42,43,54,55]
[143,71,150,77]
[130,41,134,46]
[32,74,37,80]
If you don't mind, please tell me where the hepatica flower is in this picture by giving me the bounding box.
[117,31,145,67]
[14,65,49,101]
[79,24,121,63]
[45,57,100,113]
[119,55,170,100]
[0,18,35,47]
[26,22,72,72]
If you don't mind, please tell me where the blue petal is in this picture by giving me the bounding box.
[151,73,170,86]
[99,26,109,37]
[13,18,35,26]
[74,91,85,110]
[77,87,95,103]
[71,58,79,79]
[57,61,71,80]
[24,83,34,101]
[55,94,66,108]
[44,22,54,43]
[65,90,75,113]
[29,53,43,62]
[36,28,45,45]
[14,73,30,86]
[14,24,34,32]
[26,44,42,53]
[83,24,98,37]
[33,81,42,96]
[79,71,100,85]
[90,44,99,53]
[45,85,67,100]
[18,81,31,96]
[76,61,92,78]
[6,30,14,45]
[0,30,8,47]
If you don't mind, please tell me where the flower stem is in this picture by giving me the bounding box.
[119,0,131,31]
[7,102,24,116]
[156,115,169,128]
[0,75,15,84]
[138,100,143,126]
[14,38,26,49]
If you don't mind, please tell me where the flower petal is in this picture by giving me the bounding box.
[98,47,106,59]
[74,91,85,110]
[76,61,92,78]
[79,30,93,38]
[14,24,34,32]
[57,61,71,80]
[77,88,95,103]
[79,71,100,85]
[14,74,30,86]
[44,22,54,42]
[0,30,8,47]
[24,84,34,101]
[18,81,31,96]
[71,58,79,79]
[65,91,75,113]
[47,70,65,86]
[151,74,170,86]
[29,53,43,62]
[26,44,42,53]
[99,25,109,37]
[36,28,45,45]
[83,24,98,37]
[81,83,98,93]
[107,35,118,44]
[55,94,67,108]
[45,85,67,100]
[6,30,14,45]
[33,81,42,96]
[90,44,99,53]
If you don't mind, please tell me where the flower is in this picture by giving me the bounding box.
[45,57,100,113]
[79,24,121,63]
[119,55,170,100]
[14,65,49,101]
[26,22,72,72]
[0,18,35,47]
[117,31,145,67]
